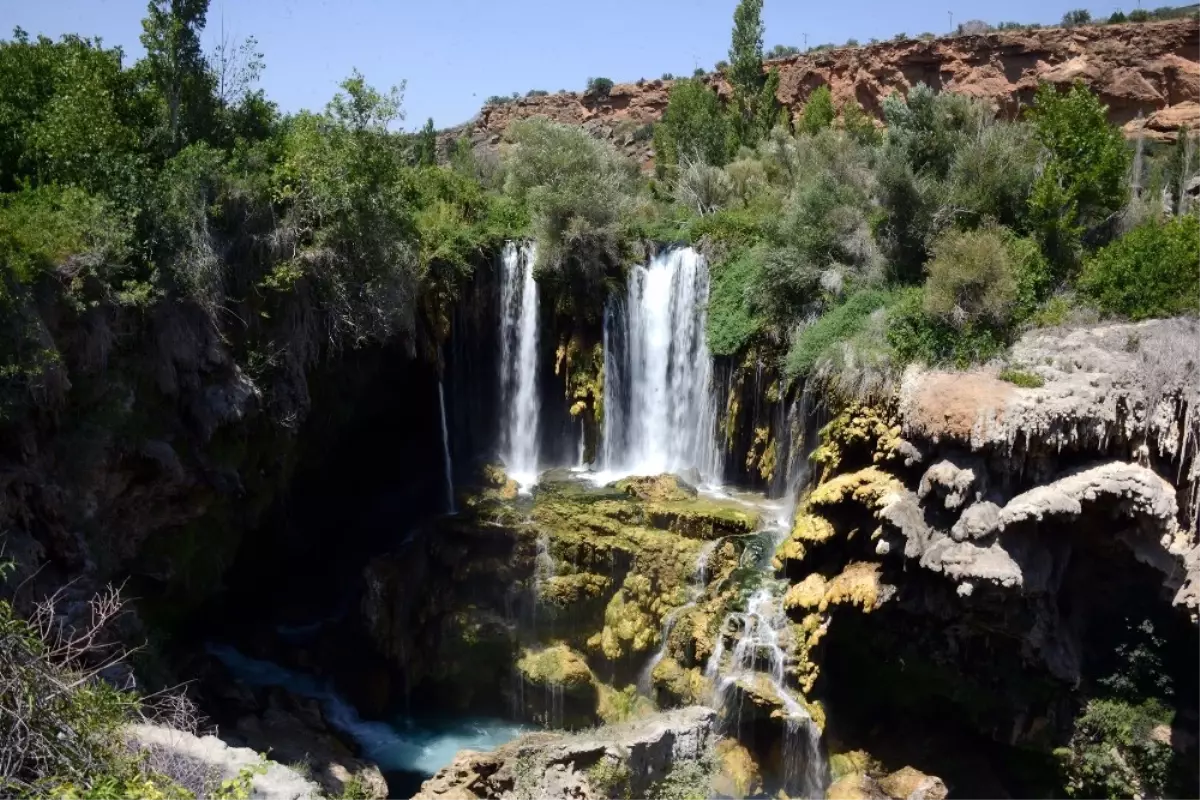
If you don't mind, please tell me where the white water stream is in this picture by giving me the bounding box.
[499,242,541,489]
[601,247,721,482]
[437,380,455,513]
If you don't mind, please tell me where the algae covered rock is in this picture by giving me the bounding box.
[712,738,764,798]
[649,656,707,706]
[516,644,594,690]
[878,766,948,800]
[615,473,698,502]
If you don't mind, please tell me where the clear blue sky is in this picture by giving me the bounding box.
[5,0,1132,130]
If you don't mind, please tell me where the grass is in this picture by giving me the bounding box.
[998,366,1045,388]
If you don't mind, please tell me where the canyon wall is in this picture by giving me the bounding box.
[444,19,1199,168]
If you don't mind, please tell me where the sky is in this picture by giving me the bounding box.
[4,0,1137,131]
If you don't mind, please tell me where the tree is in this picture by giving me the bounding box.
[586,77,614,99]
[1062,8,1092,26]
[209,26,263,108]
[727,0,780,146]
[1108,10,1128,22]
[140,0,215,151]
[413,117,437,166]
[798,85,835,134]
[652,78,735,171]
[1027,81,1130,271]
[1079,215,1200,320]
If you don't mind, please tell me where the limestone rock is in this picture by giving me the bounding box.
[877,766,949,800]
[712,739,763,799]
[126,723,324,800]
[414,706,717,800]
[918,455,986,510]
[614,473,698,502]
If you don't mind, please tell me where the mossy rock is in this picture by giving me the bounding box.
[644,498,762,539]
[540,572,613,607]
[712,738,763,799]
[480,463,520,499]
[614,474,698,503]
[517,644,594,690]
[829,750,884,781]
[650,657,707,707]
[828,773,888,800]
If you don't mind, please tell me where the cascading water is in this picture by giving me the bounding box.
[438,380,456,513]
[702,400,829,799]
[638,539,720,695]
[602,247,721,481]
[499,242,541,488]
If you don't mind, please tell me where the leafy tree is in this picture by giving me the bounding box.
[944,121,1040,230]
[1079,214,1200,320]
[1027,81,1130,272]
[798,85,835,134]
[652,78,734,171]
[503,118,634,318]
[1108,10,1128,22]
[1061,8,1092,26]
[586,77,614,99]
[413,117,437,166]
[139,0,216,151]
[841,100,880,145]
[726,0,780,146]
[1128,8,1150,21]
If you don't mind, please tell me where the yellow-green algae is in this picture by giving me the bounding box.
[516,643,595,689]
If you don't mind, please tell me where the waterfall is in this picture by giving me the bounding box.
[438,379,456,514]
[701,399,829,799]
[602,247,721,481]
[499,242,541,488]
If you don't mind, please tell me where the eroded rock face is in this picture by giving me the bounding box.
[773,318,1199,794]
[442,19,1199,169]
[413,706,716,800]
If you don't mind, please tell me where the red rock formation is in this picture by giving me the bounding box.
[444,19,1198,169]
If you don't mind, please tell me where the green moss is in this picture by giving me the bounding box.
[587,758,632,799]
[516,644,595,689]
[998,366,1045,388]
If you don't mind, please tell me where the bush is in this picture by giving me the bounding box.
[998,366,1044,387]
[1057,697,1180,798]
[785,289,891,378]
[944,121,1040,230]
[586,77,614,99]
[923,226,1021,328]
[1079,214,1200,320]
[887,286,1010,367]
[673,160,733,215]
[707,250,764,356]
[798,86,835,135]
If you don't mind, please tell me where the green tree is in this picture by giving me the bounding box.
[652,78,734,171]
[413,117,437,166]
[1061,8,1092,26]
[798,85,834,134]
[139,0,214,151]
[727,0,780,145]
[1079,214,1200,320]
[1027,81,1130,272]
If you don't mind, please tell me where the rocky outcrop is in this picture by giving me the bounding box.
[126,723,323,800]
[414,706,716,800]
[443,19,1199,168]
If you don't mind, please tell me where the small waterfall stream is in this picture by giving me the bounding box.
[437,380,455,513]
[602,247,721,482]
[499,242,541,488]
[638,539,720,695]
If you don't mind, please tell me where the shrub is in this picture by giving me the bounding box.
[923,226,1020,328]
[692,68,706,77]
[785,289,891,378]
[586,77,614,99]
[798,86,835,135]
[707,250,765,356]
[886,286,1009,367]
[1079,214,1200,320]
[661,73,675,81]
[1057,697,1179,798]
[944,121,1040,230]
[998,366,1045,387]
[673,159,733,215]
[1128,8,1150,21]
[1108,10,1128,22]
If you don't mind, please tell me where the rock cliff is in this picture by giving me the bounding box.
[444,19,1199,168]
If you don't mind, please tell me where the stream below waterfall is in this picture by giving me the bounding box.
[207,644,528,797]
